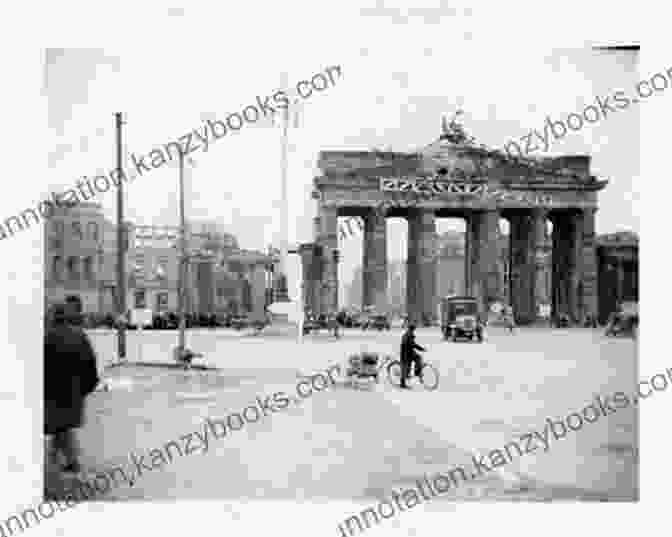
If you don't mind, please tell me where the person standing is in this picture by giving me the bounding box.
[505,304,516,333]
[329,312,340,339]
[399,324,426,389]
[44,303,100,475]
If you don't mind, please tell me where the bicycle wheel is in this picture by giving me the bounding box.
[420,363,439,391]
[386,360,403,387]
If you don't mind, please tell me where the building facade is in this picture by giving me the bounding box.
[44,202,107,314]
[596,231,639,324]
[44,209,277,318]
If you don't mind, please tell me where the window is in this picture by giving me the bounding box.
[87,222,99,242]
[134,290,146,309]
[156,292,168,311]
[133,255,145,280]
[155,257,168,280]
[67,256,80,280]
[72,222,83,240]
[52,256,63,282]
[52,221,64,238]
[49,221,64,250]
[83,256,95,282]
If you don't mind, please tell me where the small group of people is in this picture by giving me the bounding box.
[44,302,101,479]
[303,310,340,338]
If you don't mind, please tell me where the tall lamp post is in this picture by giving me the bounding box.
[174,153,200,362]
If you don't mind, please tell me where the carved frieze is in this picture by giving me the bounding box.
[380,177,554,205]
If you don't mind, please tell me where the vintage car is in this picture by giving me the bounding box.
[440,296,484,342]
[605,302,638,338]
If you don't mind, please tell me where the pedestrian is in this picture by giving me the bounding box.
[505,305,516,333]
[399,323,426,389]
[44,303,100,477]
[330,312,340,339]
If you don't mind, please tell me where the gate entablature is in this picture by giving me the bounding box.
[314,139,607,212]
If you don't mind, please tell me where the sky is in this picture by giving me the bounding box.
[44,6,640,292]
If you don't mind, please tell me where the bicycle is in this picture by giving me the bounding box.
[380,354,440,391]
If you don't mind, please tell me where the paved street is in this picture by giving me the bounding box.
[46,325,638,502]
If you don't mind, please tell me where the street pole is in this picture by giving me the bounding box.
[279,101,289,300]
[177,152,187,355]
[115,112,127,361]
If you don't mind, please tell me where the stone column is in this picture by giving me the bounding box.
[551,214,565,320]
[362,209,388,312]
[476,210,501,314]
[531,208,550,321]
[580,208,598,319]
[419,210,437,322]
[312,217,322,314]
[509,214,526,322]
[551,212,575,321]
[406,209,420,325]
[464,214,475,295]
[406,209,436,324]
[317,207,339,315]
[567,214,583,322]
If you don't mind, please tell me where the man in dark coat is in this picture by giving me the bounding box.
[44,303,100,473]
[399,324,426,389]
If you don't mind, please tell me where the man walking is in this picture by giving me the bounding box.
[44,302,100,476]
[399,323,426,389]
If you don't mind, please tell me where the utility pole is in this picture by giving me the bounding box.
[177,152,187,354]
[115,112,127,361]
[278,99,290,302]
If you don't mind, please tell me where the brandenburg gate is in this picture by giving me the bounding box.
[307,124,607,325]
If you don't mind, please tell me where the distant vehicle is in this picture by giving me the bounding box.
[164,312,180,329]
[336,310,353,328]
[102,313,116,328]
[315,314,329,330]
[214,313,231,328]
[554,313,571,328]
[230,315,250,330]
[350,313,365,328]
[302,315,321,334]
[363,314,391,331]
[440,296,484,342]
[605,302,638,338]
